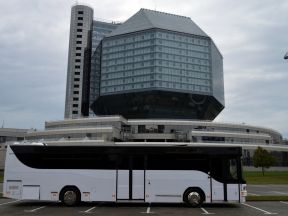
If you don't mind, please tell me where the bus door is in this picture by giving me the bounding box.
[117,155,145,200]
[210,158,240,202]
[210,158,225,202]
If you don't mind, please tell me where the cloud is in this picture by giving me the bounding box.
[0,0,287,139]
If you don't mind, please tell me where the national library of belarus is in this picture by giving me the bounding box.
[1,4,287,168]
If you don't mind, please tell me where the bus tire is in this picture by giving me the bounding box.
[60,186,81,206]
[183,187,205,207]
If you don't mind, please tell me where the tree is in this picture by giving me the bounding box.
[253,146,276,176]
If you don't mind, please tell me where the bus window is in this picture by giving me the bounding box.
[229,159,238,180]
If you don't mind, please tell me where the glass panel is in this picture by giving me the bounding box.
[229,159,238,180]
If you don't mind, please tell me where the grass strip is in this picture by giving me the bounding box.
[247,195,288,201]
[244,171,288,184]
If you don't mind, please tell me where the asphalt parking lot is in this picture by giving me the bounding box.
[1,184,288,215]
[0,199,288,216]
[247,184,288,196]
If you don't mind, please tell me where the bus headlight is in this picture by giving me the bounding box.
[241,185,247,197]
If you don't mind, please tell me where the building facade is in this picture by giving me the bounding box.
[93,9,224,120]
[89,21,120,115]
[64,4,120,119]
[64,5,93,119]
[65,6,224,120]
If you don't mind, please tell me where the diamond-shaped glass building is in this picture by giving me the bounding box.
[91,9,224,120]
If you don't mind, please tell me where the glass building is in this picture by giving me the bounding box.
[89,21,120,115]
[92,9,224,120]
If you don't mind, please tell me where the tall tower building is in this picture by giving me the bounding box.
[64,5,93,119]
[65,5,119,118]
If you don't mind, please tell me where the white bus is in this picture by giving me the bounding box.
[3,144,247,206]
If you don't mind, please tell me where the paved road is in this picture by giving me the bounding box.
[247,184,288,196]
[0,199,287,216]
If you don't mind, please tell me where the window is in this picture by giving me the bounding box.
[229,159,238,180]
[75,65,80,69]
[78,17,83,20]
[74,78,80,81]
[74,84,79,88]
[77,35,82,38]
[78,11,83,15]
[73,97,79,101]
[75,59,81,62]
[76,53,81,56]
[75,72,80,75]
[77,23,83,26]
[73,91,79,94]
[73,104,78,108]
[76,47,81,50]
[72,111,78,114]
[76,41,82,44]
[77,29,82,32]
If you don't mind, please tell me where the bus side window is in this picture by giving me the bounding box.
[229,159,238,180]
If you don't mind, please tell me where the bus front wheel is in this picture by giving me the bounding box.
[60,186,81,206]
[183,188,204,207]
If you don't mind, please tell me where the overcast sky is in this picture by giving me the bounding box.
[0,0,287,138]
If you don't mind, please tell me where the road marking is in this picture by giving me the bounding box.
[0,200,21,206]
[248,193,260,196]
[83,206,96,213]
[141,203,154,214]
[280,201,288,205]
[242,203,277,215]
[201,207,214,214]
[80,202,104,214]
[24,206,46,213]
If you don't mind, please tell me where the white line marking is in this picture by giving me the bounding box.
[79,202,104,214]
[141,203,154,214]
[280,201,288,205]
[0,200,21,206]
[84,206,96,213]
[248,193,260,196]
[242,203,277,215]
[24,206,46,212]
[201,207,214,215]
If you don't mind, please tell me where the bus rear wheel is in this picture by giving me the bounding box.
[183,188,204,207]
[60,186,81,206]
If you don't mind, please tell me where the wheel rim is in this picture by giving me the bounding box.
[187,191,201,205]
[63,190,77,205]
